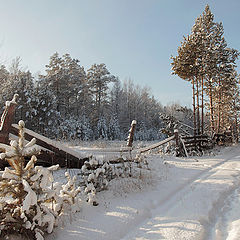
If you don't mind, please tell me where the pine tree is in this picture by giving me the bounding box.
[34,78,59,138]
[42,52,86,119]
[171,4,239,137]
[87,63,116,123]
[108,114,121,140]
[110,78,122,119]
[96,117,108,140]
[0,120,81,239]
[0,65,10,111]
[171,34,199,136]
[77,115,93,141]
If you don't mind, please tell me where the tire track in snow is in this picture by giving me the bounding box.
[204,183,240,240]
[121,149,240,240]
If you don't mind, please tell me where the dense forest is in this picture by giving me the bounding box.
[0,54,191,141]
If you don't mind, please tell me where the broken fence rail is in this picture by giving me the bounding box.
[10,124,89,168]
[137,135,175,154]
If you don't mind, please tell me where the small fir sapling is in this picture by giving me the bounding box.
[58,172,81,213]
[0,120,81,240]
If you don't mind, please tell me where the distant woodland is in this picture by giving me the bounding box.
[0,53,190,141]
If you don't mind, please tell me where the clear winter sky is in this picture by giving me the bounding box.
[0,0,239,107]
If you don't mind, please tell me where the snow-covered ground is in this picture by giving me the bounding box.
[45,145,240,240]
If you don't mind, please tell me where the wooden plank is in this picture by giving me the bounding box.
[138,135,175,153]
[183,143,211,149]
[184,139,209,145]
[10,124,89,168]
[180,137,189,157]
[181,135,208,140]
[78,147,132,153]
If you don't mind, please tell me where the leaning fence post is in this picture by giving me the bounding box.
[0,94,18,144]
[174,129,180,156]
[127,120,137,147]
[174,129,179,148]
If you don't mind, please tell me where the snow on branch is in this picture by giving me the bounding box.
[0,120,82,240]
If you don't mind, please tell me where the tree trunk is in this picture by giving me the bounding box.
[217,88,222,134]
[234,111,239,143]
[209,80,215,135]
[233,98,239,143]
[196,78,200,135]
[192,78,196,138]
[216,78,222,134]
[201,75,204,135]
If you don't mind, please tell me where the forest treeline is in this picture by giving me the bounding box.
[0,53,189,141]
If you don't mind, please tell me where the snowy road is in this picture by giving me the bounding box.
[122,149,240,240]
[52,146,240,240]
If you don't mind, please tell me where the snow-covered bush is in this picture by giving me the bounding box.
[0,120,81,240]
[80,153,149,205]
[81,157,113,205]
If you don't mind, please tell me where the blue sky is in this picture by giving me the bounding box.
[0,0,239,106]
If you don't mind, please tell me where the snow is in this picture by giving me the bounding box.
[45,145,240,240]
[11,123,89,160]
[5,94,18,107]
[132,120,137,125]
[22,179,37,212]
[3,144,240,239]
[31,165,59,189]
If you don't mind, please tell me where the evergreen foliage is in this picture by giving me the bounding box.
[108,114,122,140]
[171,5,240,137]
[0,121,81,239]
[96,117,108,140]
[0,52,168,141]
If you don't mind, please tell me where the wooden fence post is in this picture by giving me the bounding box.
[174,129,179,148]
[127,120,137,147]
[0,94,18,144]
[174,129,182,156]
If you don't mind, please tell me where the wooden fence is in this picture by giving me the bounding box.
[0,96,216,169]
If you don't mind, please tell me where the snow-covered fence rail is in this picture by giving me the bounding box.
[181,135,211,149]
[0,95,201,169]
[0,95,90,169]
[1,96,139,169]
[137,135,175,154]
[79,147,132,153]
[10,124,90,168]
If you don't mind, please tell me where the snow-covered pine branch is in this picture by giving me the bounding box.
[0,120,82,240]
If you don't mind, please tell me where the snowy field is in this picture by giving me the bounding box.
[43,144,240,240]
